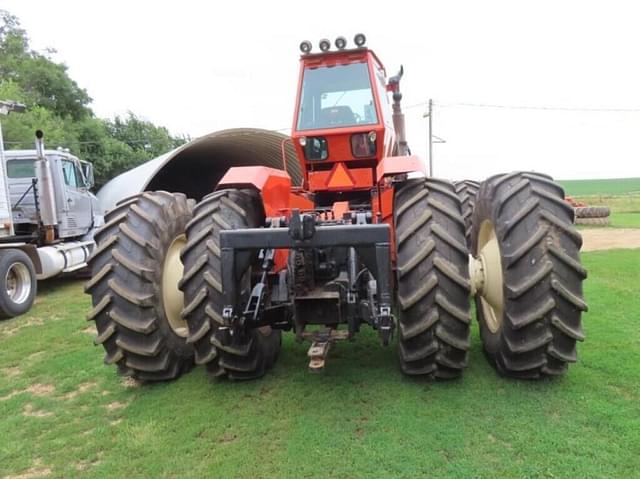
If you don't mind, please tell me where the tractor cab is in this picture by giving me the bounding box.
[292,35,397,194]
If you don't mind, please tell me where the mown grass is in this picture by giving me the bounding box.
[609,212,640,228]
[1,250,639,478]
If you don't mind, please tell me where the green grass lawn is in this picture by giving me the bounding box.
[610,212,640,228]
[1,249,639,478]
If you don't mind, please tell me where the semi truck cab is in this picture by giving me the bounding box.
[5,149,100,239]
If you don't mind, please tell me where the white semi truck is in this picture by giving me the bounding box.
[0,100,102,319]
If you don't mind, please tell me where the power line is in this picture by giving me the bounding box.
[404,102,432,110]
[6,98,640,149]
[414,100,640,113]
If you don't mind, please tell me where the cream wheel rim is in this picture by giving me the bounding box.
[477,220,505,334]
[162,234,188,337]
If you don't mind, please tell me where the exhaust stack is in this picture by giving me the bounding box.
[34,130,57,243]
[388,66,410,156]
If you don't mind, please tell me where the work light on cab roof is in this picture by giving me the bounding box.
[298,33,367,54]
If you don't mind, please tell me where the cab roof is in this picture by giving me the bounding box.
[300,48,386,76]
[3,149,80,161]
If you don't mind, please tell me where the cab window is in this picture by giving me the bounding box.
[375,68,393,126]
[61,159,81,188]
[297,62,378,130]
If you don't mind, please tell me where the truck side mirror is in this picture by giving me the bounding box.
[79,160,95,189]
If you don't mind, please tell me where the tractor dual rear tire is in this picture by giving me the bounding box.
[454,179,480,248]
[394,178,471,379]
[471,172,587,378]
[180,189,281,380]
[85,191,195,381]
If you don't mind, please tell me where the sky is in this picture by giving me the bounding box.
[3,0,640,180]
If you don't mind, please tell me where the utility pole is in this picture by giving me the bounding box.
[423,99,445,178]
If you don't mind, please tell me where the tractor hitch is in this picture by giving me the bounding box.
[304,329,349,372]
[219,209,395,350]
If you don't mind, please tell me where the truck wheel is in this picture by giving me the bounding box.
[0,249,37,320]
[454,180,480,247]
[85,191,195,381]
[394,178,471,379]
[471,172,587,378]
[180,189,281,380]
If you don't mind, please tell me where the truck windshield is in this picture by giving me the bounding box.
[297,62,378,131]
[7,159,35,178]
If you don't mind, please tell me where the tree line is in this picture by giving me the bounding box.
[0,10,188,188]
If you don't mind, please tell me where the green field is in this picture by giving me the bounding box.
[1,249,639,478]
[558,177,640,196]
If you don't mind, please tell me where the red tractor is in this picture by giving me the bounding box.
[87,34,586,381]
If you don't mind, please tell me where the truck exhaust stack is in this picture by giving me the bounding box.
[34,130,58,243]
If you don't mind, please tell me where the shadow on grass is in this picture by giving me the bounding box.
[123,326,561,404]
[37,276,86,295]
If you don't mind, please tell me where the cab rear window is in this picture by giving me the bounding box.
[7,159,36,178]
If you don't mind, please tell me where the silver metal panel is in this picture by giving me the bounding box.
[97,128,301,213]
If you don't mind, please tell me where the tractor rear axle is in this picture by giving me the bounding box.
[219,209,395,350]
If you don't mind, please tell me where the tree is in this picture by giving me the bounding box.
[0,10,91,120]
[106,112,185,158]
[0,10,187,188]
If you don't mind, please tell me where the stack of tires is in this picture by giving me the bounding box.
[574,206,611,226]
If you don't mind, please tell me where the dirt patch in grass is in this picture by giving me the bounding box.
[81,325,97,335]
[25,351,45,362]
[74,456,102,472]
[4,459,52,478]
[581,228,640,251]
[1,366,22,378]
[1,317,45,338]
[1,384,55,401]
[105,400,128,411]
[1,390,20,401]
[63,381,97,400]
[22,403,53,418]
[28,384,55,396]
[122,377,141,389]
